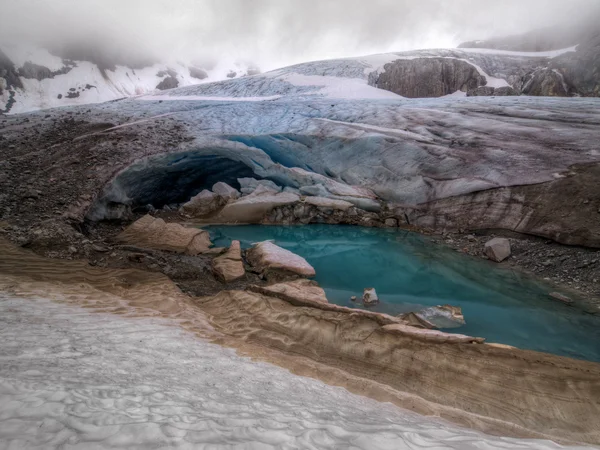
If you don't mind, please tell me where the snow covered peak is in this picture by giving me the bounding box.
[0,43,260,114]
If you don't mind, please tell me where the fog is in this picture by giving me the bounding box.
[0,0,598,70]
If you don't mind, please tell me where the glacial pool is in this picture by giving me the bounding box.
[207,224,600,363]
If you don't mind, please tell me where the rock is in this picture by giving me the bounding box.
[521,68,568,97]
[304,196,353,211]
[116,215,212,255]
[467,86,496,97]
[212,240,245,283]
[247,241,315,280]
[214,192,300,223]
[413,305,466,329]
[181,190,225,217]
[350,296,357,302]
[468,86,519,97]
[494,86,519,96]
[549,292,574,305]
[384,218,398,227]
[212,182,240,202]
[376,58,486,98]
[238,178,282,195]
[250,279,328,304]
[362,287,379,305]
[484,238,511,262]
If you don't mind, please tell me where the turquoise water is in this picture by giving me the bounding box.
[207,224,600,362]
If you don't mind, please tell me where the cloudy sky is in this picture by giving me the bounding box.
[0,0,597,70]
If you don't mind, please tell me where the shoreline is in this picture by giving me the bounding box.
[0,236,599,447]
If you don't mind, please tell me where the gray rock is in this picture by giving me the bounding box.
[181,190,225,217]
[484,238,511,262]
[362,287,379,306]
[549,292,574,305]
[212,182,240,202]
[384,218,398,227]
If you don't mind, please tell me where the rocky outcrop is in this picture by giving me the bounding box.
[375,58,486,98]
[116,215,212,255]
[551,32,600,97]
[521,68,569,96]
[247,241,315,280]
[212,240,245,283]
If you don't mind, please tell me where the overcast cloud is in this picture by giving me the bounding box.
[0,0,597,70]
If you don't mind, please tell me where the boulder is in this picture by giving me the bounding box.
[385,218,398,227]
[212,240,245,283]
[212,182,240,202]
[213,192,300,223]
[412,305,466,329]
[238,177,282,195]
[116,215,211,255]
[181,190,225,217]
[362,287,379,305]
[247,241,315,280]
[484,238,511,262]
[521,68,568,97]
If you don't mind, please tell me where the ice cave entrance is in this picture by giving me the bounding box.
[207,224,600,363]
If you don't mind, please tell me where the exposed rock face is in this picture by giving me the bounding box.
[212,240,245,283]
[552,33,600,97]
[521,68,568,96]
[181,190,225,217]
[212,182,240,202]
[116,215,211,255]
[375,58,486,98]
[156,75,179,90]
[247,241,315,280]
[362,287,379,305]
[484,238,512,262]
